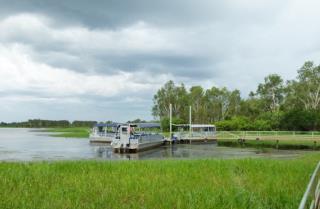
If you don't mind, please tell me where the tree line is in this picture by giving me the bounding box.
[0,119,98,128]
[152,61,320,131]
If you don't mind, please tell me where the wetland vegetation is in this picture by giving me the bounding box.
[0,153,319,209]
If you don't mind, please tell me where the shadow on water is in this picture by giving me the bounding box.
[0,128,309,161]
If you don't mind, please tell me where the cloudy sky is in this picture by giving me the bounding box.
[1,0,320,122]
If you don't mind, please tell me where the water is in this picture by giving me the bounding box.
[0,128,307,161]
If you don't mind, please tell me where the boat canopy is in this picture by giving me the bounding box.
[191,124,215,128]
[135,123,161,128]
[94,122,160,129]
[173,124,215,128]
[94,123,123,128]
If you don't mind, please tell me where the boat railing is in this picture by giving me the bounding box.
[298,161,320,209]
[91,132,116,137]
[175,131,215,139]
[131,133,163,143]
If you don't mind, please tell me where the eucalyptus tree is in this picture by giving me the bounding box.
[204,87,241,122]
[152,80,189,122]
[256,74,284,112]
[189,86,205,123]
[286,61,320,111]
[239,91,262,119]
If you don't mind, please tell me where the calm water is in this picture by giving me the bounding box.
[0,128,307,161]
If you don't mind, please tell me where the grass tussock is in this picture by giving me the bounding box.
[0,153,319,209]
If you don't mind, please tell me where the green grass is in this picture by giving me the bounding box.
[44,127,90,138]
[0,153,319,209]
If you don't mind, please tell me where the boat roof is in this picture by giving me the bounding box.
[173,124,215,128]
[136,123,161,128]
[191,124,215,128]
[95,122,161,128]
[124,123,160,128]
[94,123,122,127]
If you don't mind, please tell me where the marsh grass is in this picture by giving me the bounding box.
[0,154,319,209]
[45,127,90,138]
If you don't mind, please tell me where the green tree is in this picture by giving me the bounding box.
[189,86,205,123]
[256,74,284,112]
[152,81,188,122]
[286,61,320,111]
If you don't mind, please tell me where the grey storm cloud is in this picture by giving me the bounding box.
[1,0,320,122]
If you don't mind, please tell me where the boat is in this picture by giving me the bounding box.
[173,124,216,143]
[89,123,120,143]
[111,123,164,153]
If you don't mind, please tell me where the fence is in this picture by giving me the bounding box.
[298,162,320,209]
[216,131,320,141]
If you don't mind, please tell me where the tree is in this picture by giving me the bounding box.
[189,86,205,123]
[152,81,188,122]
[151,61,320,131]
[256,74,284,112]
[205,87,241,122]
[286,61,320,111]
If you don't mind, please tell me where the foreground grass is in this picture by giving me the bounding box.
[45,127,90,138]
[0,154,319,209]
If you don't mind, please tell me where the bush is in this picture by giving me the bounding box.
[280,109,320,131]
[215,116,253,131]
[160,117,185,132]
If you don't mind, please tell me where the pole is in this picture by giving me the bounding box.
[169,103,172,141]
[189,105,192,144]
[189,106,192,137]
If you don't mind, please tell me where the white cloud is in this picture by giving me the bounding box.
[1,1,320,121]
[0,13,185,55]
[0,43,167,97]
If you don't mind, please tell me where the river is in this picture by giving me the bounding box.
[0,128,307,161]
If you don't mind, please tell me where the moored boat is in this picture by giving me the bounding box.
[89,123,119,143]
[111,123,164,153]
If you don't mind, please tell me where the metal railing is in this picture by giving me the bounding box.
[298,162,320,209]
[216,131,320,141]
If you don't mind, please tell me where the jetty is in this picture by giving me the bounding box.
[90,104,216,153]
[172,124,216,144]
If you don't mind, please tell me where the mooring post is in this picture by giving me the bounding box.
[189,105,192,144]
[169,103,172,144]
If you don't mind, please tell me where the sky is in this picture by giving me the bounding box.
[1,0,320,122]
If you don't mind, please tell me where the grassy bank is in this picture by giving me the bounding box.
[0,154,319,209]
[218,138,320,150]
[45,127,90,138]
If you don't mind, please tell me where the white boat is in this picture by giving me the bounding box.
[89,123,119,143]
[111,123,164,153]
[173,124,216,142]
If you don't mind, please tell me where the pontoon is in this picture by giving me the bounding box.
[89,123,119,143]
[111,123,164,153]
[173,124,216,142]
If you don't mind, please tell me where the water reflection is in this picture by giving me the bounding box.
[0,128,306,161]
